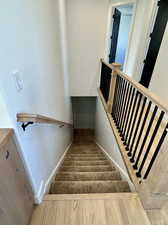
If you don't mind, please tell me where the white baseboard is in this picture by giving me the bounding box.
[35,142,72,204]
[95,142,135,192]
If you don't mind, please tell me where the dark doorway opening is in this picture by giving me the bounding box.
[109,5,133,68]
[109,8,121,64]
[140,0,168,88]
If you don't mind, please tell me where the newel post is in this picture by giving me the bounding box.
[107,63,121,113]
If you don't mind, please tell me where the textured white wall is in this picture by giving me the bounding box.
[67,0,109,96]
[0,0,72,200]
[149,23,168,102]
[0,93,12,127]
[95,96,129,178]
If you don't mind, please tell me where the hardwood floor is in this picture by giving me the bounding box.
[146,209,166,225]
[30,193,151,225]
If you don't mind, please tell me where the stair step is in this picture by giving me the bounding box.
[63,160,110,166]
[64,156,106,161]
[68,151,101,154]
[70,145,98,149]
[55,171,121,181]
[67,153,104,157]
[50,180,130,194]
[60,165,114,172]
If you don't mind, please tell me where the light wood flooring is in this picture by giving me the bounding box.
[30,193,151,225]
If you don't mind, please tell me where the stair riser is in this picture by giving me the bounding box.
[68,151,101,154]
[50,181,130,194]
[63,161,110,166]
[55,172,121,181]
[60,166,114,172]
[67,154,104,157]
[64,157,106,161]
[70,146,98,149]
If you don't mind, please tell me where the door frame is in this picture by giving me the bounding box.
[105,0,137,72]
[137,0,159,85]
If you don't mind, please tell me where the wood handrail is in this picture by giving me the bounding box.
[101,59,168,114]
[17,113,72,127]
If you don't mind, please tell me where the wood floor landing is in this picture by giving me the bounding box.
[30,193,151,225]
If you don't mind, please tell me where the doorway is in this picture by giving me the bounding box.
[140,0,168,88]
[109,4,134,68]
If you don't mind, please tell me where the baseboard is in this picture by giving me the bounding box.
[95,142,135,192]
[35,142,72,204]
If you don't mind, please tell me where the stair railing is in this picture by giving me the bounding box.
[99,59,168,208]
[17,113,73,131]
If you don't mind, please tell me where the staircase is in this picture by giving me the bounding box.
[50,129,130,194]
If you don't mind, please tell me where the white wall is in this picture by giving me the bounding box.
[149,23,168,102]
[0,93,12,127]
[115,13,132,65]
[95,96,131,181]
[0,0,72,201]
[67,0,109,96]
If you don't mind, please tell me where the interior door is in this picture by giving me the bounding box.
[109,8,121,64]
[140,0,168,88]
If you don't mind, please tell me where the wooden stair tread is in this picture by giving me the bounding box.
[50,180,130,194]
[55,171,121,181]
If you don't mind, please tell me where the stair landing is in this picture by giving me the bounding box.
[30,193,151,225]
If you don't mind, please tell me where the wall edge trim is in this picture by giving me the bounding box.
[95,141,135,192]
[35,141,72,204]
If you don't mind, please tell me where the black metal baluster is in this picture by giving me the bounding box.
[130,97,147,163]
[117,77,125,129]
[123,87,135,144]
[115,77,123,127]
[119,82,130,137]
[112,75,119,122]
[113,76,120,125]
[131,101,152,165]
[144,123,168,179]
[136,110,164,178]
[100,62,104,93]
[118,80,128,132]
[125,90,139,151]
[121,85,133,139]
[127,93,142,157]
[133,104,157,171]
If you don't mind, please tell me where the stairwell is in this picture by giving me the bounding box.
[50,129,130,194]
